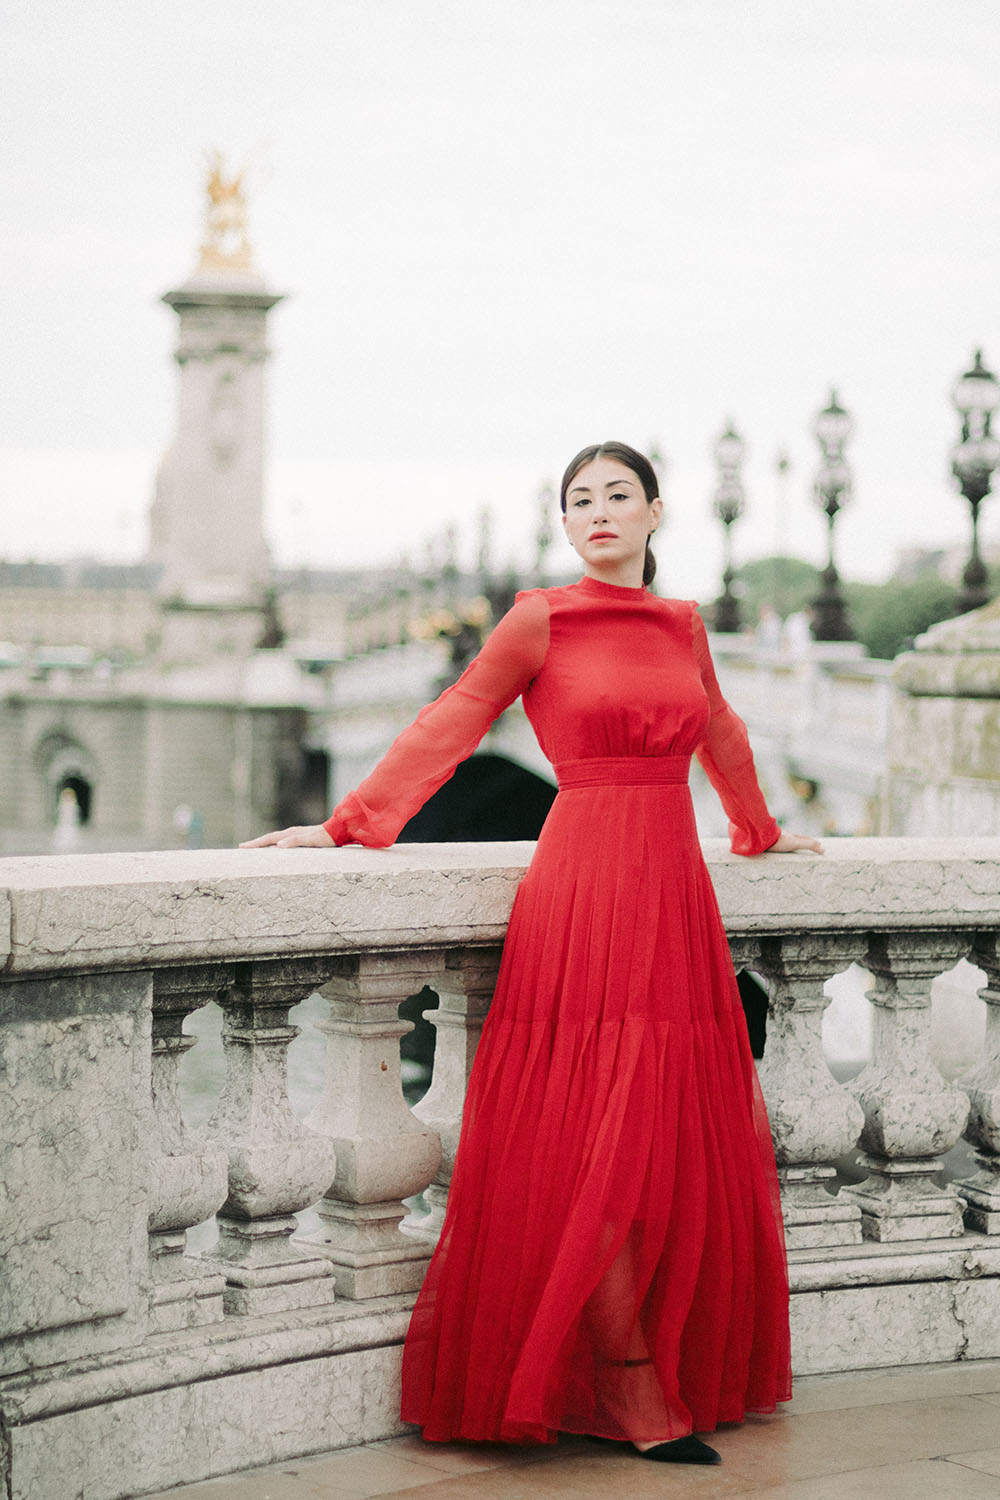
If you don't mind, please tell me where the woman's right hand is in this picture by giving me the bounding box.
[239,824,336,849]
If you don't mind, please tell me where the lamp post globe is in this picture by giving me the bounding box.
[810,389,856,642]
[714,422,745,475]
[711,420,746,633]
[951,349,1000,615]
[814,390,853,460]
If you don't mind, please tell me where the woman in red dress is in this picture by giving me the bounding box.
[244,441,822,1465]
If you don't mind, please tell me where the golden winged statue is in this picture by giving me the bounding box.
[198,150,254,273]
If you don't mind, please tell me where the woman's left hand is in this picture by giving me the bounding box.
[770,829,824,854]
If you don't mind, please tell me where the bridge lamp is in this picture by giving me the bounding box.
[712,420,746,634]
[951,348,1000,615]
[810,389,856,642]
[535,482,555,583]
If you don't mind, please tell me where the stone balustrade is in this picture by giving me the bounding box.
[710,639,894,836]
[2,838,1000,1499]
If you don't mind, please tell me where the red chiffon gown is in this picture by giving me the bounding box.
[323,575,791,1446]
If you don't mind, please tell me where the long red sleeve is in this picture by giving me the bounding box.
[690,608,781,857]
[324,591,551,847]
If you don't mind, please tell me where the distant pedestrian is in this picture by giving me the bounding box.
[782,607,814,656]
[755,602,782,653]
[51,786,82,853]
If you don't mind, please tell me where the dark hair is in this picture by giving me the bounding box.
[559,440,659,587]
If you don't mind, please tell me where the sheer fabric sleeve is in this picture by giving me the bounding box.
[690,606,781,857]
[323,591,551,847]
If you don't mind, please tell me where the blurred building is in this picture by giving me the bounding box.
[894,541,1000,585]
[0,164,553,854]
[10,164,996,858]
[0,167,337,852]
[0,560,161,658]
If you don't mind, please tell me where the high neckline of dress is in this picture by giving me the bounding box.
[575,574,648,599]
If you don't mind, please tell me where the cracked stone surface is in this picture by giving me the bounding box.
[2,839,1000,977]
[887,598,1000,836]
[3,841,1000,1499]
[0,971,151,1376]
[5,1341,407,1500]
[791,1280,968,1373]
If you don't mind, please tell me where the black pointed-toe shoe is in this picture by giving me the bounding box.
[636,1434,721,1464]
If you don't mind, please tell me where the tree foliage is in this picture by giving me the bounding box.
[733,555,962,660]
[735,556,820,620]
[842,575,957,659]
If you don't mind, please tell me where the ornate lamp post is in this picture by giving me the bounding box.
[811,389,855,641]
[534,482,554,584]
[712,420,745,633]
[441,523,460,605]
[951,348,1000,615]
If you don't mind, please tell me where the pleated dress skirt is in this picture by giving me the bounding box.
[401,754,791,1445]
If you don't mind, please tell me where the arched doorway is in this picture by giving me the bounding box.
[397,752,556,843]
[56,773,93,825]
[33,730,99,833]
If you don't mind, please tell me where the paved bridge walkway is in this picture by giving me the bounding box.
[146,1360,1000,1499]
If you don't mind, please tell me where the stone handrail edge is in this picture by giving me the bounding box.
[1,837,999,976]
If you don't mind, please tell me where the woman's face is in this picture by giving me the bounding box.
[562,456,661,583]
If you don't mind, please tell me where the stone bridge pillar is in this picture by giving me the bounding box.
[884,598,1000,836]
[149,161,283,663]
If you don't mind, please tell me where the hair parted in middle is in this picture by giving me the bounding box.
[559,441,660,587]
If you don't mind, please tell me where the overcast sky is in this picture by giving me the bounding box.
[2,1,999,601]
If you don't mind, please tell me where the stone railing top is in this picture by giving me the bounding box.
[913,596,1000,654]
[894,598,1000,698]
[1,837,999,977]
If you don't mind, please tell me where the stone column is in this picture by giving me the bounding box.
[749,933,866,1249]
[957,933,1000,1232]
[148,966,231,1331]
[150,158,287,666]
[206,959,338,1315]
[304,952,443,1298]
[884,598,1000,836]
[409,945,502,1241]
[154,278,279,603]
[842,931,971,1240]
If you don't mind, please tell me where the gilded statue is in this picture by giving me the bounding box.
[198,150,254,273]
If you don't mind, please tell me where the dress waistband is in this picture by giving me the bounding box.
[555,754,691,789]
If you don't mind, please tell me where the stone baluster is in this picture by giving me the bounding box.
[303,952,443,1298]
[409,945,502,1241]
[957,933,1000,1233]
[842,931,971,1241]
[205,959,339,1315]
[148,966,232,1331]
[749,933,866,1249]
